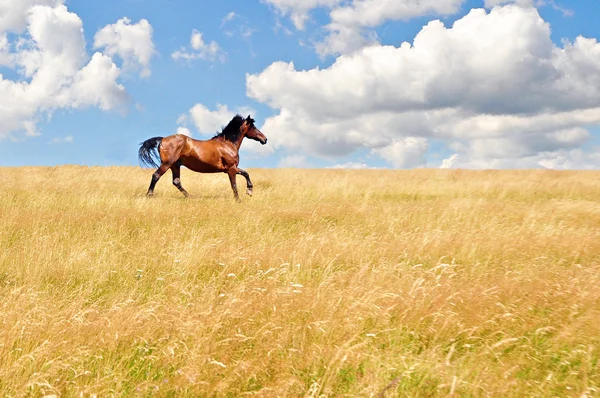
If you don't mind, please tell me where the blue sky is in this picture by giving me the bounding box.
[1,0,599,169]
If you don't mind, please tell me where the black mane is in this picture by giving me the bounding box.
[212,114,244,142]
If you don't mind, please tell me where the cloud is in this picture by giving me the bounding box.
[172,29,225,62]
[329,162,376,169]
[314,25,378,56]
[247,6,600,169]
[183,103,254,135]
[452,148,600,170]
[221,12,237,26]
[264,0,572,56]
[263,0,466,55]
[440,154,460,169]
[330,0,464,28]
[220,12,257,39]
[484,0,573,17]
[0,0,64,33]
[373,137,429,169]
[484,0,536,7]
[262,0,343,30]
[535,149,600,170]
[60,52,129,110]
[176,127,192,137]
[319,0,465,55]
[0,34,11,66]
[278,155,309,168]
[94,17,155,78]
[0,3,130,139]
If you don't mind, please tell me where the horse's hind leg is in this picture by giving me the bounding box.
[147,164,169,197]
[237,168,253,196]
[171,162,189,197]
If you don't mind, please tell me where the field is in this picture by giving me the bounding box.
[0,166,599,397]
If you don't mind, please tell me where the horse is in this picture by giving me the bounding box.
[138,114,267,201]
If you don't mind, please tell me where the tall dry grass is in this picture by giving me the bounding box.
[0,166,599,397]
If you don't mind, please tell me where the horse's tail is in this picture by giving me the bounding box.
[138,137,163,168]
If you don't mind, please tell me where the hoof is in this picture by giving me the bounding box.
[246,189,253,197]
[147,192,154,197]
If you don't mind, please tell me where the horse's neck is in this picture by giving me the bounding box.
[232,132,246,151]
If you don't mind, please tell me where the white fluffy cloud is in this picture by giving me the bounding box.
[248,5,600,169]
[0,3,130,139]
[182,103,253,135]
[484,1,573,17]
[265,0,571,56]
[94,17,155,77]
[319,0,465,55]
[264,0,463,36]
[374,137,429,168]
[331,0,463,27]
[172,30,225,62]
[264,0,466,55]
[62,52,128,110]
[176,127,192,137]
[440,154,460,169]
[535,150,600,170]
[0,0,63,33]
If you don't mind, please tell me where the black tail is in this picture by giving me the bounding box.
[138,137,163,168]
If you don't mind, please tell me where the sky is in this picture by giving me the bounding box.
[1,0,600,169]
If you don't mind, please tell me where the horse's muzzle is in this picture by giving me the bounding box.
[261,138,268,145]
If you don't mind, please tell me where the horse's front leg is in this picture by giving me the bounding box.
[236,168,253,196]
[226,167,240,202]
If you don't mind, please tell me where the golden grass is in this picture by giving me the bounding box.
[0,166,599,397]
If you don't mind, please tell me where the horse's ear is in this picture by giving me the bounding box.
[246,115,251,120]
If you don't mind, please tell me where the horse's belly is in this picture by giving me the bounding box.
[180,157,223,173]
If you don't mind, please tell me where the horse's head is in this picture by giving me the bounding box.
[242,115,267,145]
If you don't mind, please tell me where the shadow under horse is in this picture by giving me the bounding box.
[138,115,267,201]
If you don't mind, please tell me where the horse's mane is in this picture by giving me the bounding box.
[212,114,244,142]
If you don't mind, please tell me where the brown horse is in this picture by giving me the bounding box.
[138,114,267,201]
